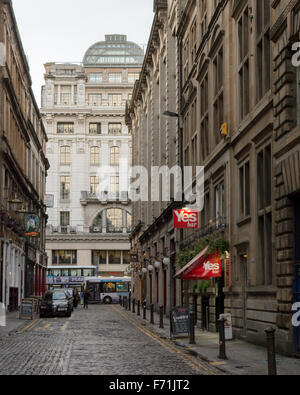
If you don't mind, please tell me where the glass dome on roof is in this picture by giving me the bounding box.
[83,35,144,66]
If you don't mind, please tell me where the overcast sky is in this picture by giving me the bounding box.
[12,0,154,106]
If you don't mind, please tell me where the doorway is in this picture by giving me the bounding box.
[240,254,248,337]
[9,287,18,312]
[293,195,300,353]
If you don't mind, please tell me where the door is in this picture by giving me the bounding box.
[241,254,248,337]
[293,196,300,353]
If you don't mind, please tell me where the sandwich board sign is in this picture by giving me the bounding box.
[19,299,34,320]
[170,306,190,337]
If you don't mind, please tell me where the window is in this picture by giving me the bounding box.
[256,0,270,101]
[108,250,121,264]
[213,47,224,145]
[106,208,123,232]
[110,176,119,194]
[90,176,99,194]
[257,144,272,285]
[108,123,122,135]
[108,73,122,83]
[57,123,74,134]
[108,94,122,106]
[92,250,107,265]
[90,147,100,165]
[126,212,132,231]
[215,181,225,225]
[128,73,140,83]
[110,146,119,166]
[60,146,70,165]
[238,7,250,119]
[116,282,129,292]
[89,73,103,83]
[200,74,209,161]
[89,123,101,134]
[60,212,70,226]
[52,250,77,265]
[239,161,250,218]
[123,251,130,265]
[60,176,70,200]
[88,94,102,106]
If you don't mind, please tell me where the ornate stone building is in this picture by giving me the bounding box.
[128,0,300,356]
[0,0,49,311]
[42,35,143,287]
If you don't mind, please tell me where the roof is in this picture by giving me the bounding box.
[83,34,144,66]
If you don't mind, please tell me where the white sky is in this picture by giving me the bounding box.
[12,0,154,106]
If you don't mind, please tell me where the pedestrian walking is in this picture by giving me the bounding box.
[83,289,90,309]
[73,287,79,309]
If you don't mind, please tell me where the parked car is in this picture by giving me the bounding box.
[40,290,73,318]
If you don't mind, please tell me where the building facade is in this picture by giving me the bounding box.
[0,0,49,311]
[128,0,300,356]
[126,0,182,315]
[41,35,143,289]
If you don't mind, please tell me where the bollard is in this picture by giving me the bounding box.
[159,305,164,329]
[193,294,198,325]
[218,317,227,360]
[150,304,154,324]
[143,300,147,320]
[128,296,131,311]
[122,296,124,307]
[189,312,196,344]
[137,300,140,316]
[119,295,122,306]
[265,327,277,376]
[132,299,136,313]
[124,297,128,310]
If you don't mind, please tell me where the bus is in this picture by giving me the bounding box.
[86,277,131,304]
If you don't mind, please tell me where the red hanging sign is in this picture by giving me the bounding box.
[173,209,199,229]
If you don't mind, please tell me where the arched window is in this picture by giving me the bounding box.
[90,146,99,165]
[91,212,102,233]
[106,208,122,233]
[110,146,119,166]
[126,212,132,232]
[60,146,70,165]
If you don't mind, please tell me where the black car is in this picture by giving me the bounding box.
[40,290,73,318]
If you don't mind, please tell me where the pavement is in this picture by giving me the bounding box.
[0,310,35,336]
[120,303,300,376]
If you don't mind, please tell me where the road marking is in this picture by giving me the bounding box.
[210,361,226,366]
[61,321,69,332]
[17,318,41,334]
[113,306,217,375]
[44,322,51,330]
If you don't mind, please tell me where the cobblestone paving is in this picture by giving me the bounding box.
[0,305,220,375]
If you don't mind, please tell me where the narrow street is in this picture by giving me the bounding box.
[0,305,220,376]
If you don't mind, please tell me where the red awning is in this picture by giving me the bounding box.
[174,246,208,279]
[175,246,222,280]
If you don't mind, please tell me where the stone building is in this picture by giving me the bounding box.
[128,0,300,356]
[41,35,143,289]
[126,0,182,315]
[0,0,49,311]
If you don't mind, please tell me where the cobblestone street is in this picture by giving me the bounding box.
[0,305,221,376]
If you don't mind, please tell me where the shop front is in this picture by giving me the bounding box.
[175,246,225,332]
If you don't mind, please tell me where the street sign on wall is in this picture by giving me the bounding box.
[173,209,199,229]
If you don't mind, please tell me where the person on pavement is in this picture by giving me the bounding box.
[73,287,79,308]
[83,289,90,309]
